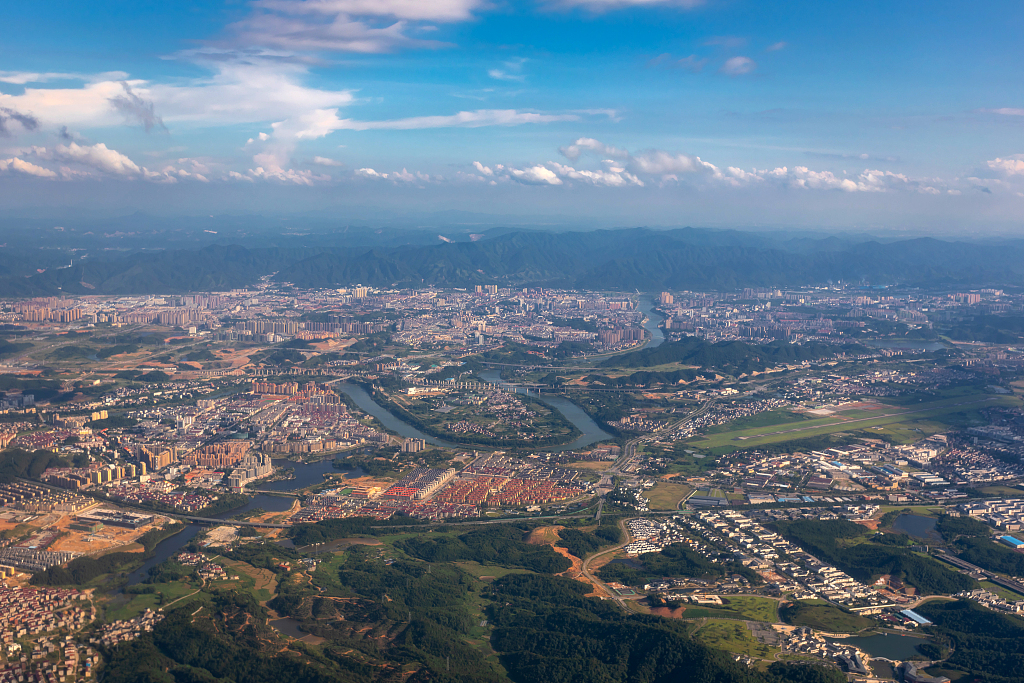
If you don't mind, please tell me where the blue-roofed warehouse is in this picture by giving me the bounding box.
[999,535,1024,549]
[900,609,933,625]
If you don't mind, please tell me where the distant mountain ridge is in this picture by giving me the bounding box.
[2,227,1024,295]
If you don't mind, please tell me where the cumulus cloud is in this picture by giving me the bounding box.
[509,165,562,185]
[473,137,962,196]
[17,141,211,183]
[630,149,718,175]
[548,161,643,186]
[109,82,167,132]
[249,162,329,184]
[0,107,38,137]
[720,56,756,76]
[46,142,142,176]
[312,155,343,166]
[987,155,1024,176]
[0,56,356,137]
[0,157,58,178]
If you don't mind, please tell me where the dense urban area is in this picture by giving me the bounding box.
[2,280,1024,683]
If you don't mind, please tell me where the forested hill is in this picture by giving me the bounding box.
[5,227,1024,295]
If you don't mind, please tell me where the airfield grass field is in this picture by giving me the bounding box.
[685,391,1019,452]
[645,482,694,510]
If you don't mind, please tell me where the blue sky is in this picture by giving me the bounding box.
[1,0,1023,232]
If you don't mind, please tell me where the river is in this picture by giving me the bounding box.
[636,297,666,349]
[122,458,368,587]
[335,383,459,448]
[476,370,614,450]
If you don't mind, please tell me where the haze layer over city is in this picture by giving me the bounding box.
[1,3,1024,683]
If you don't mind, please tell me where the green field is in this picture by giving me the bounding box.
[686,392,1018,452]
[721,596,779,622]
[674,596,779,622]
[454,561,536,580]
[104,580,202,621]
[695,620,778,659]
[779,600,874,633]
[703,409,810,434]
[645,482,693,510]
[980,581,1024,602]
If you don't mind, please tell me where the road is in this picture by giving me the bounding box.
[609,399,714,481]
[580,517,634,609]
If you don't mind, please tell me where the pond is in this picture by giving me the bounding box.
[830,632,930,660]
[891,514,940,541]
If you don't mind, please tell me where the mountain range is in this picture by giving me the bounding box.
[3,227,1024,296]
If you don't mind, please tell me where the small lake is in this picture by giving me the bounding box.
[891,514,941,541]
[864,340,947,352]
[269,617,307,639]
[830,632,929,660]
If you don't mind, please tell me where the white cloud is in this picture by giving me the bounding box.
[630,149,719,175]
[46,142,142,176]
[543,0,705,10]
[488,69,524,82]
[356,167,385,178]
[313,155,344,166]
[282,107,580,137]
[0,59,356,134]
[488,58,528,82]
[226,11,447,54]
[766,41,787,51]
[249,163,328,184]
[559,137,628,161]
[720,56,756,76]
[254,0,484,22]
[509,165,562,185]
[473,161,493,175]
[548,161,643,186]
[979,108,1024,116]
[0,157,58,178]
[987,155,1024,176]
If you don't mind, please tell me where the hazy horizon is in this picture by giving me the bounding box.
[2,1,1023,233]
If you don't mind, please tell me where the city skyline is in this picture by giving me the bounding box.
[1,1,1023,231]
